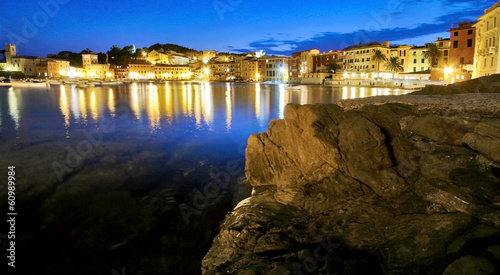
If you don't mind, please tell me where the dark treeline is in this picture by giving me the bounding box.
[47,43,200,67]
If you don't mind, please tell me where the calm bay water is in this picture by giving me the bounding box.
[0,82,409,274]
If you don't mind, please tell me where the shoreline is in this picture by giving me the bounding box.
[0,79,438,90]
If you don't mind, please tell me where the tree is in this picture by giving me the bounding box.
[80,48,94,54]
[328,63,341,73]
[423,43,442,70]
[0,64,4,71]
[372,49,387,76]
[385,56,404,79]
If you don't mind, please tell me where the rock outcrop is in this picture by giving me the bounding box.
[203,76,500,274]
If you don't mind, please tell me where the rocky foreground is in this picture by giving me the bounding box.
[202,75,500,274]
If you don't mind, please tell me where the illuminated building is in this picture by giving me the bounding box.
[128,62,155,79]
[430,37,451,81]
[473,1,500,78]
[154,65,191,80]
[289,49,320,82]
[81,53,112,79]
[258,56,289,83]
[446,22,475,83]
[2,44,70,77]
[240,57,259,81]
[312,50,344,73]
[343,41,391,76]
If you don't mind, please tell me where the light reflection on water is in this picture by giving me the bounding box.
[0,82,410,144]
[0,82,411,274]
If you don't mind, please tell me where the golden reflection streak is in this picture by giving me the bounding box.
[350,87,357,99]
[108,88,115,118]
[70,86,80,121]
[164,83,174,124]
[78,89,88,124]
[342,86,348,100]
[278,84,285,119]
[202,82,213,127]
[146,84,161,131]
[193,84,202,129]
[360,87,366,99]
[300,87,308,104]
[255,83,261,119]
[90,90,99,121]
[8,88,20,130]
[130,83,141,119]
[182,84,188,116]
[225,84,232,131]
[187,84,193,116]
[59,85,70,128]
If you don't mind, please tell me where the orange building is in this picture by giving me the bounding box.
[448,22,475,82]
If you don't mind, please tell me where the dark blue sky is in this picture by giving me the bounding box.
[0,0,496,57]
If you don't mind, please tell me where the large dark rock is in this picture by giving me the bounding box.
[203,82,500,274]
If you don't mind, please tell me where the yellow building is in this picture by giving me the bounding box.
[473,1,500,78]
[209,61,236,80]
[343,41,392,78]
[154,65,191,80]
[2,44,70,78]
[406,46,432,73]
[38,59,71,78]
[258,56,289,83]
[240,58,259,81]
[202,50,217,63]
[81,53,112,79]
[147,50,171,64]
[128,63,155,79]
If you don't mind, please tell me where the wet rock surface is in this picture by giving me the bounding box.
[203,75,500,274]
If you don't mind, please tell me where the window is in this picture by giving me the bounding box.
[467,39,473,47]
[439,42,443,47]
[414,59,417,64]
[460,57,465,64]
[421,67,425,71]
[454,31,459,36]
[444,50,449,56]
[468,30,473,35]
[422,58,425,63]
[453,41,459,48]
[401,59,404,65]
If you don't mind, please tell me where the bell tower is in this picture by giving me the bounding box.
[5,44,16,64]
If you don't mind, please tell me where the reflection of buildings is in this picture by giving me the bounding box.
[473,1,500,78]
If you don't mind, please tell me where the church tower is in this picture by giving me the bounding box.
[5,44,16,64]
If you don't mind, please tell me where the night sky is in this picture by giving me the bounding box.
[0,0,496,57]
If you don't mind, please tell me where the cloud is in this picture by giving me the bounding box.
[229,0,492,55]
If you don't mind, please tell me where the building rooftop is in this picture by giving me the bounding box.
[343,42,386,51]
[449,22,475,31]
[485,1,500,14]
